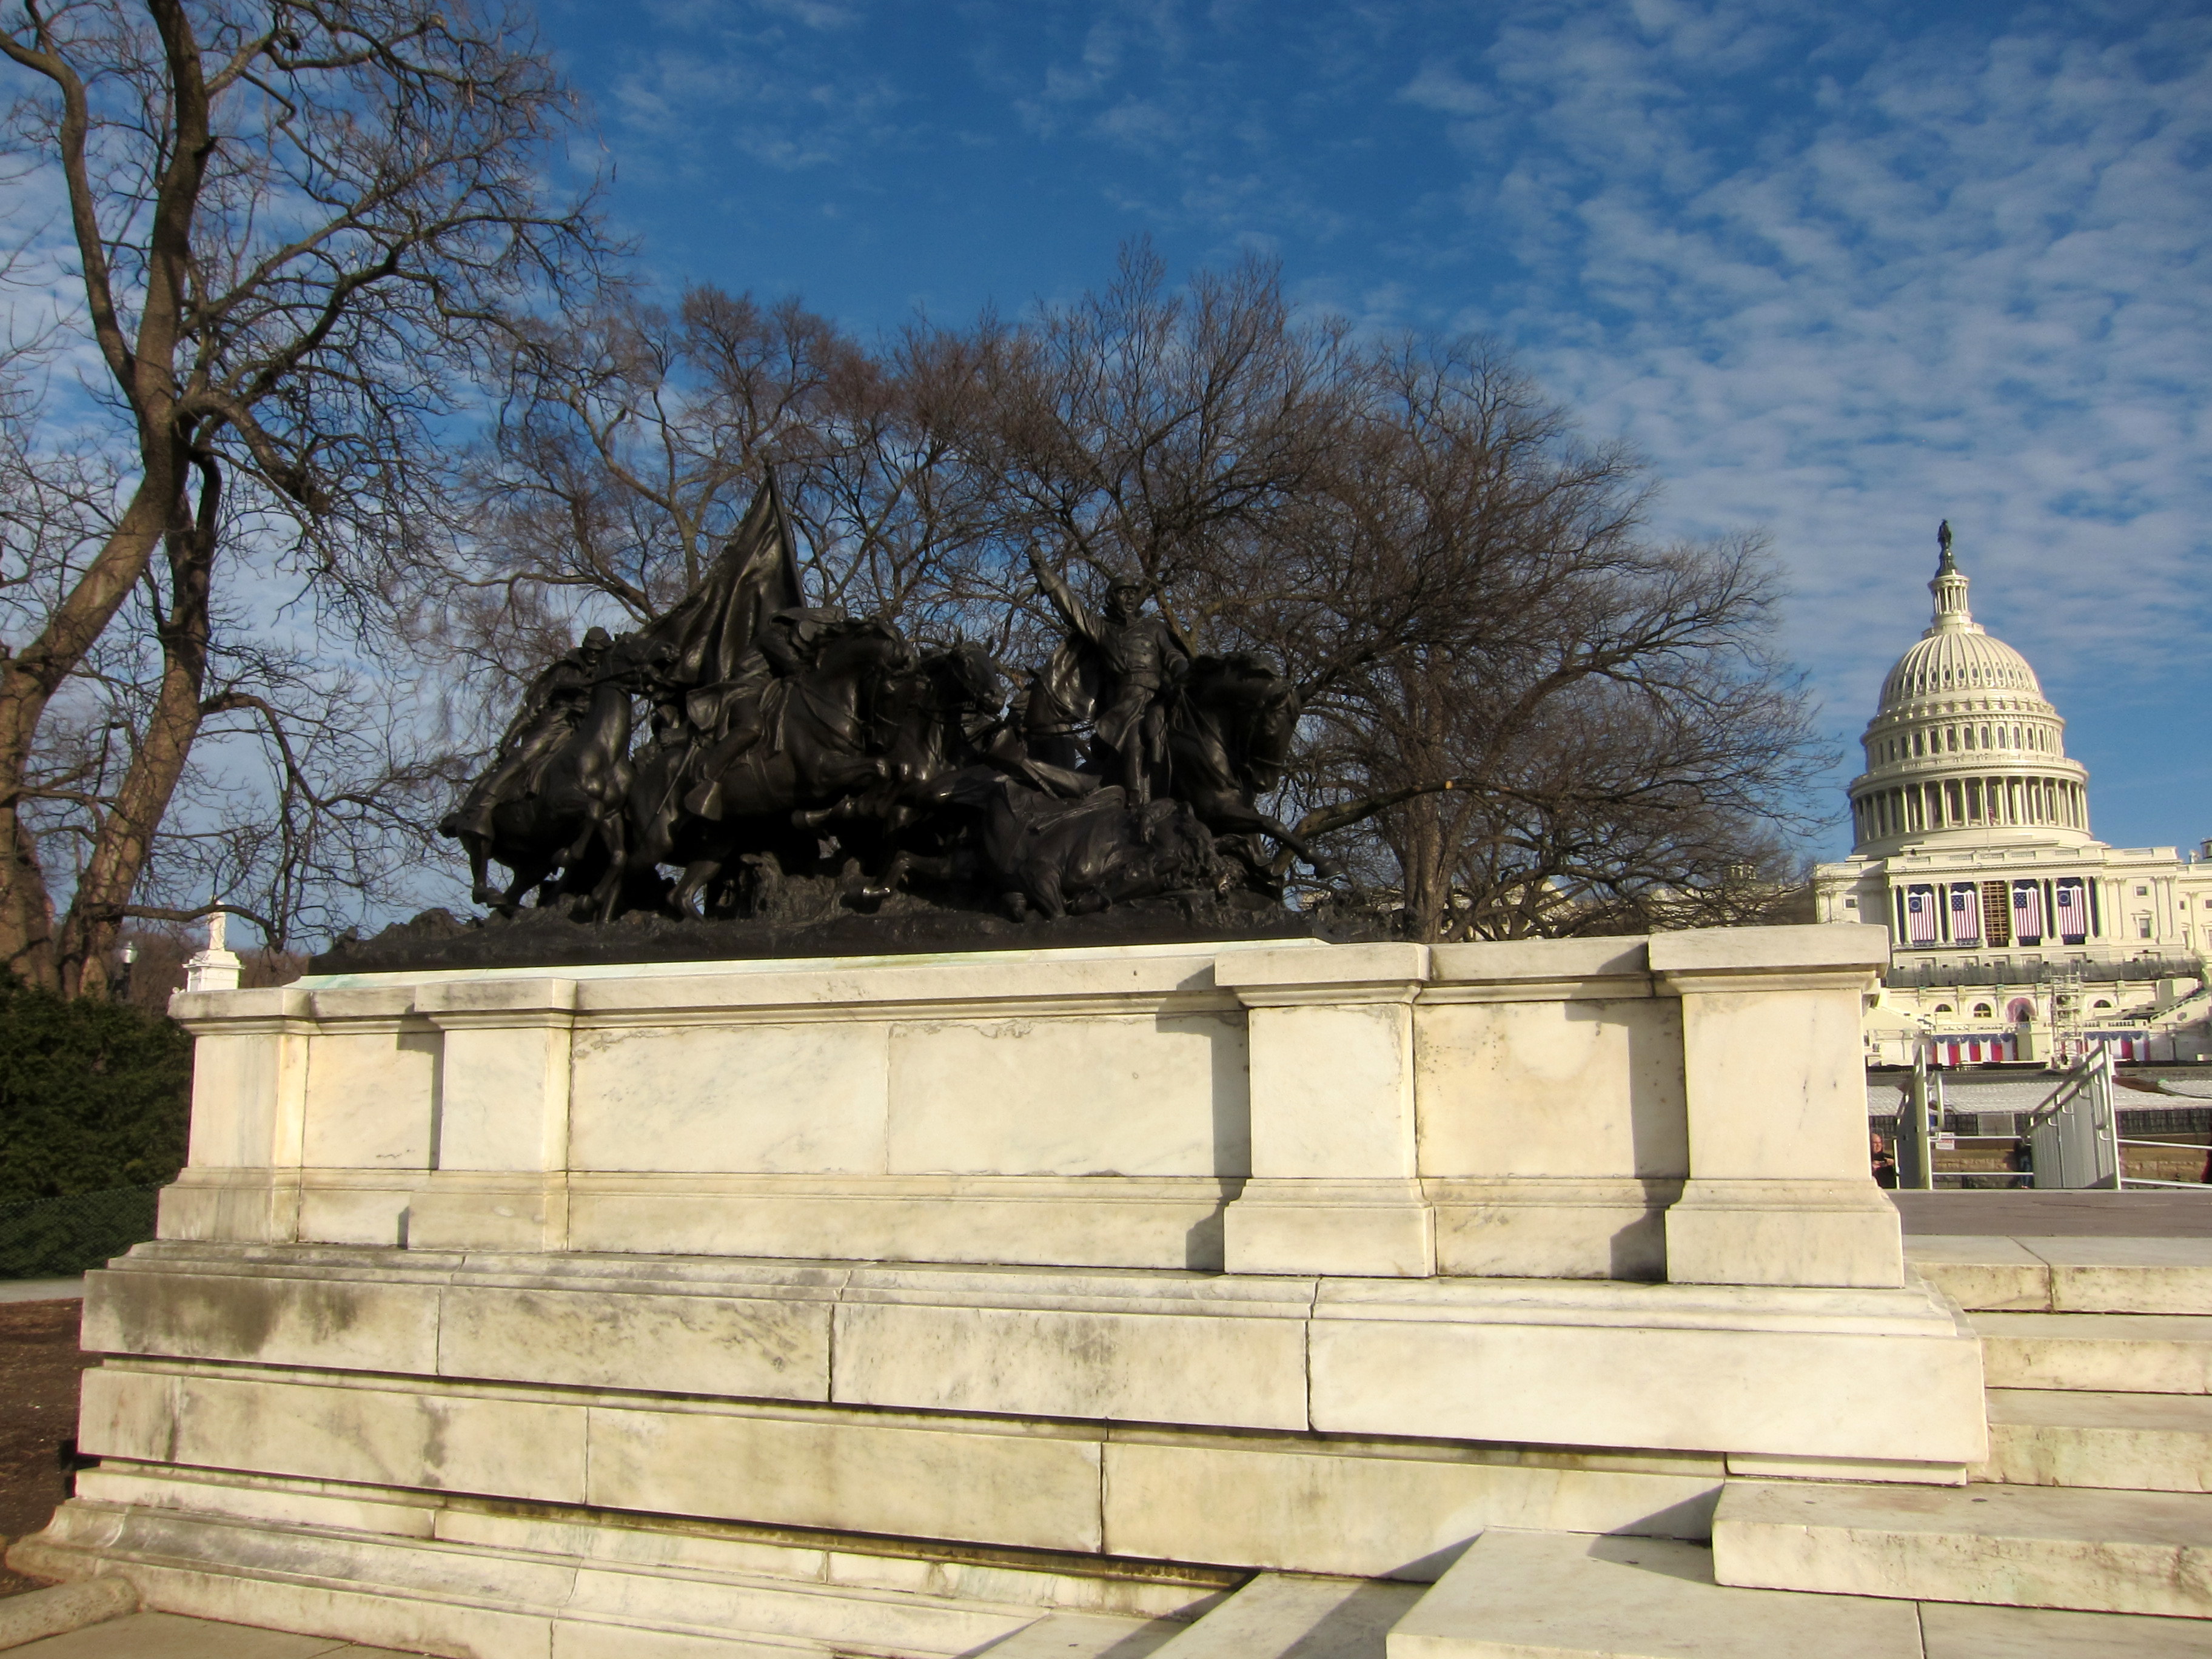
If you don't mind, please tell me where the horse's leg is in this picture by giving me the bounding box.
[792,796,863,834]
[1202,793,1337,877]
[458,833,504,910]
[668,857,723,918]
[858,850,910,904]
[589,808,627,923]
[504,853,552,913]
[1017,858,1067,920]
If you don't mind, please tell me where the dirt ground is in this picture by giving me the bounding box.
[0,1298,95,1598]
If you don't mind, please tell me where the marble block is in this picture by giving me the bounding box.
[1389,1530,1923,1658]
[164,929,1905,1289]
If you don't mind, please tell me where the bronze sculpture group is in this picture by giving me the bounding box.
[439,480,1332,924]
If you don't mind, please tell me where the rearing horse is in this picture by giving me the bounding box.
[1164,653,1335,876]
[438,638,667,920]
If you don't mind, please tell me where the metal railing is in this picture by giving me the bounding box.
[2019,1044,2212,1190]
[2023,1044,2120,1190]
[1879,1039,2211,1190]
[2096,1045,2212,1188]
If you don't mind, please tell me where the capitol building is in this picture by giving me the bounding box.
[1811,528,2212,1067]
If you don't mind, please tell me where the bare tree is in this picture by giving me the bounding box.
[440,244,1826,937]
[0,0,608,994]
[976,241,1355,655]
[438,289,864,715]
[977,275,1829,934]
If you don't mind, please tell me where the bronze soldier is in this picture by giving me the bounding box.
[1028,549,1188,803]
[684,606,856,820]
[448,626,617,839]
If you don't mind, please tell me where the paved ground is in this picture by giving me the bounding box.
[3,1612,422,1656]
[1893,1189,2212,1236]
[0,1280,85,1305]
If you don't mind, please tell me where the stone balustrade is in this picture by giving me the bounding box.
[10,922,1991,1641]
[160,925,1901,1289]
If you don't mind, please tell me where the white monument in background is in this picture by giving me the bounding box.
[179,905,240,993]
[1814,526,2212,1064]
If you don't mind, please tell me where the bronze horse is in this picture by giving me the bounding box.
[1164,654,1335,876]
[438,637,671,920]
[625,622,914,916]
[789,641,1029,902]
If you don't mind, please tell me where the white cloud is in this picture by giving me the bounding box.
[1402,1,2211,765]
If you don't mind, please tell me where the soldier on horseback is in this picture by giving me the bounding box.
[682,605,864,822]
[446,626,618,842]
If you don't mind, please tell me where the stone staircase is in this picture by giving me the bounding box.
[28,1238,2208,1657]
[1100,1235,2212,1657]
[1707,1237,2212,1628]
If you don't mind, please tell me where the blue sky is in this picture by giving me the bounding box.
[554,0,2207,859]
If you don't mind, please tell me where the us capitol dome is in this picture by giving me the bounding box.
[1846,526,2089,854]
[1812,525,2211,1066]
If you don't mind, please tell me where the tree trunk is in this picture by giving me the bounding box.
[1399,793,1450,941]
[0,481,179,988]
[56,464,217,999]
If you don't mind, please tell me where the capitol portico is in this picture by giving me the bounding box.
[1812,527,2212,1066]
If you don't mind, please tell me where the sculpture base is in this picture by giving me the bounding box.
[24,925,1985,1656]
[311,888,1353,976]
[13,1239,1984,1655]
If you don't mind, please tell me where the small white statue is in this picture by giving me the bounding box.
[184,900,242,993]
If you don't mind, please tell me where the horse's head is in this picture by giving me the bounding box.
[820,615,915,679]
[927,641,1005,715]
[608,634,679,692]
[1186,652,1298,787]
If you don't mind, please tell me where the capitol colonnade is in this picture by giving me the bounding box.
[1854,776,2088,843]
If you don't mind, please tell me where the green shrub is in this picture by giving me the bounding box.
[0,975,192,1205]
[0,1185,162,1277]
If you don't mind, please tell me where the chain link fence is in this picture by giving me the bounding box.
[0,1186,160,1279]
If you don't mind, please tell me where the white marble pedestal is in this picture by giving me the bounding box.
[9,926,1988,1658]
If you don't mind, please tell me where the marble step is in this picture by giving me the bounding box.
[1148,1573,1424,1657]
[1982,1387,2212,1492]
[1973,1311,2212,1392]
[1712,1478,2212,1618]
[1388,1528,2212,1657]
[1911,1237,2212,1316]
[1388,1530,1923,1658]
[979,1610,1188,1656]
[1918,1602,2212,1658]
[11,1498,1186,1658]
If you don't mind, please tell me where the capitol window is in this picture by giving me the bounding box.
[2137,916,2153,939]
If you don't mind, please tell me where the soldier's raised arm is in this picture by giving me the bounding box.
[1028,545,1101,647]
